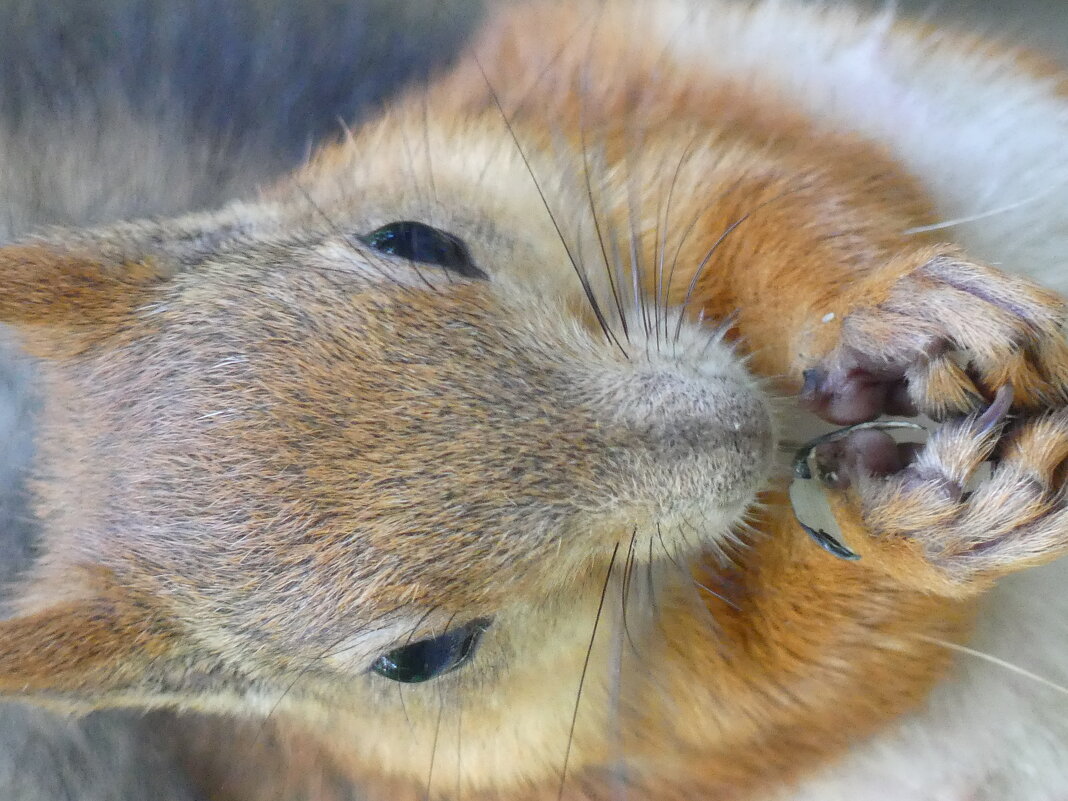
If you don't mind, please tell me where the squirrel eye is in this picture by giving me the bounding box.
[359,221,487,279]
[371,618,491,683]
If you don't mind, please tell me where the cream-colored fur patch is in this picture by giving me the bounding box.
[653,1,1068,797]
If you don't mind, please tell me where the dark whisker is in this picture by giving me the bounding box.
[577,51,630,344]
[510,2,606,117]
[654,523,741,612]
[623,125,653,348]
[394,605,443,731]
[455,698,464,800]
[655,136,699,347]
[650,156,669,349]
[425,687,446,801]
[671,539,727,642]
[644,536,667,639]
[421,74,439,211]
[399,109,431,226]
[693,310,740,362]
[653,524,725,641]
[382,121,444,291]
[406,605,443,645]
[605,209,632,341]
[319,601,419,660]
[398,682,413,734]
[558,542,621,801]
[654,522,678,569]
[474,58,627,357]
[648,0,703,77]
[664,175,744,331]
[619,527,643,659]
[674,186,805,344]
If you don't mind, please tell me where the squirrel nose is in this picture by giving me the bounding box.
[610,369,775,511]
[666,389,774,498]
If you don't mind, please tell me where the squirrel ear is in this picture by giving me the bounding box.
[0,242,171,357]
[0,593,182,707]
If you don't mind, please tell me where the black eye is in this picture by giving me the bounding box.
[371,618,491,683]
[359,221,487,280]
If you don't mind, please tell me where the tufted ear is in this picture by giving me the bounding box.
[0,581,209,710]
[0,603,159,699]
[0,242,172,357]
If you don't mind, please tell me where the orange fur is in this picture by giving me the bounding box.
[1,2,1068,800]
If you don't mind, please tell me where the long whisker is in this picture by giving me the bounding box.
[600,0,704,342]
[673,186,805,344]
[649,156,669,348]
[420,60,439,212]
[397,108,460,284]
[604,204,632,345]
[399,106,432,227]
[576,15,630,345]
[655,523,741,611]
[654,525,726,643]
[664,175,744,325]
[425,687,446,801]
[694,310,739,363]
[579,99,630,343]
[914,634,1068,697]
[623,124,653,348]
[645,536,665,635]
[690,576,742,612]
[558,542,621,801]
[656,135,699,346]
[467,3,608,191]
[455,697,464,800]
[510,2,605,115]
[395,605,443,730]
[619,527,642,658]
[608,569,629,801]
[474,58,627,356]
[903,187,1059,235]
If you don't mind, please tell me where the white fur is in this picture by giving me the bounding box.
[656,2,1068,798]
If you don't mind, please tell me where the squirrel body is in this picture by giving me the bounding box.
[3,2,1068,800]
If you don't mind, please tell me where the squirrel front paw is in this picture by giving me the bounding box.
[806,389,1068,596]
[799,248,1068,424]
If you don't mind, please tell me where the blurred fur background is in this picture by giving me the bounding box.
[0,0,1063,798]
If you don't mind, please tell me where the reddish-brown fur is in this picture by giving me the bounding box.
[2,2,1068,799]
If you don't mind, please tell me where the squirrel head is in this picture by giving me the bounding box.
[0,94,775,793]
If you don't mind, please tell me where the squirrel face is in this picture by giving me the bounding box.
[0,92,776,792]
[5,0,1068,798]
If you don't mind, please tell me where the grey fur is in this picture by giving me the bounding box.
[0,706,202,801]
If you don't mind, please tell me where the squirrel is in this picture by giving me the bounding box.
[2,1,1068,799]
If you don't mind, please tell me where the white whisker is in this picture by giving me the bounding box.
[914,634,1068,697]
[904,188,1057,235]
